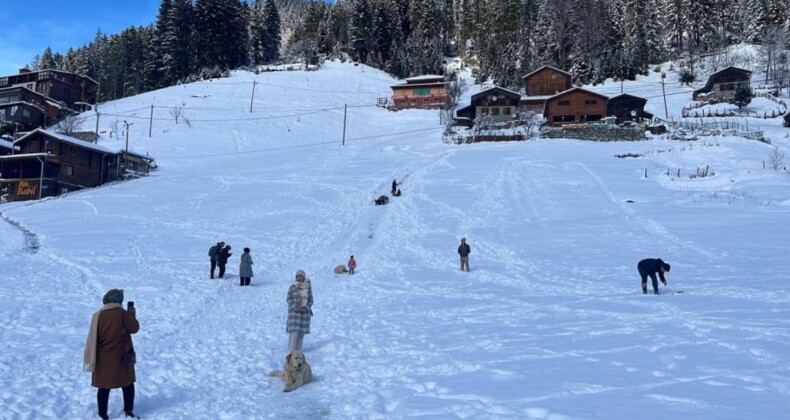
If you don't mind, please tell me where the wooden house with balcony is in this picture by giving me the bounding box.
[0,129,119,202]
[543,87,608,126]
[391,75,449,110]
[453,86,521,128]
[0,68,98,111]
[520,66,572,113]
[693,66,751,101]
[0,86,65,131]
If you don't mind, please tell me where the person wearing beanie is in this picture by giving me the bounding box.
[239,247,254,286]
[84,289,140,419]
[208,241,224,279]
[217,244,232,279]
[637,258,671,295]
[286,269,313,351]
[457,237,471,272]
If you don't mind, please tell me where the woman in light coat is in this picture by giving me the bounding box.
[286,269,313,351]
[239,247,254,286]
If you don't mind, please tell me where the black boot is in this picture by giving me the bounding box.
[125,411,140,418]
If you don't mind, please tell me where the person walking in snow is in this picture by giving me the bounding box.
[84,289,140,419]
[391,179,399,195]
[637,258,671,295]
[347,255,357,275]
[239,247,254,286]
[217,244,232,279]
[208,241,223,279]
[458,237,471,272]
[286,269,314,351]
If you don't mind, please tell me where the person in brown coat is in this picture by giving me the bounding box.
[84,289,140,419]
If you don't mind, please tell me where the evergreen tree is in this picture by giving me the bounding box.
[249,0,267,64]
[262,0,282,63]
[164,0,195,82]
[39,47,57,70]
[730,83,753,110]
[145,0,171,90]
[350,0,374,63]
[195,0,248,70]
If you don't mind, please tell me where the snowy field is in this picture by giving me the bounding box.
[0,59,789,419]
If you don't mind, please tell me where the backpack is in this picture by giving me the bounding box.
[208,245,217,257]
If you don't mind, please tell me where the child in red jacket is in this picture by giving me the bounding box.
[347,256,357,275]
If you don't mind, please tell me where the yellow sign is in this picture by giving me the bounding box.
[17,180,38,196]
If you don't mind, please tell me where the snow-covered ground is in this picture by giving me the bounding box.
[1,59,789,420]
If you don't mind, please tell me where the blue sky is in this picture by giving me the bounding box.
[0,0,162,76]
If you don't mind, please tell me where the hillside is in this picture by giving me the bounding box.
[0,60,789,419]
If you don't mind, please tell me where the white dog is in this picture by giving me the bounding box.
[268,350,313,392]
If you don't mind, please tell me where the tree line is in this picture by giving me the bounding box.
[28,0,790,103]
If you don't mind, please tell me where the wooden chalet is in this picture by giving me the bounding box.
[0,68,98,111]
[520,66,572,113]
[453,86,521,128]
[543,87,608,126]
[606,93,653,124]
[0,86,64,131]
[0,129,119,202]
[693,66,752,101]
[391,75,449,110]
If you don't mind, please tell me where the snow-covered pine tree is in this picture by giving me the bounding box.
[350,0,374,63]
[261,0,282,63]
[164,0,195,83]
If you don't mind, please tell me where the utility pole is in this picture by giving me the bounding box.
[250,80,257,113]
[661,73,669,119]
[341,103,347,146]
[148,104,153,138]
[122,120,134,179]
[95,112,100,135]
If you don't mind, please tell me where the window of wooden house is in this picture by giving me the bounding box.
[413,88,430,96]
[0,96,8,104]
[491,107,500,116]
[551,74,557,79]
[585,99,598,106]
[27,142,38,153]
[65,165,75,176]
[503,107,511,116]
[479,107,489,116]
[558,100,571,106]
[26,84,33,90]
[68,145,77,155]
[38,71,49,80]
[0,77,7,86]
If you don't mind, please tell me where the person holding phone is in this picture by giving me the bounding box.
[286,270,313,351]
[84,289,140,419]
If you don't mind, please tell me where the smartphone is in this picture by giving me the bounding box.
[127,301,135,310]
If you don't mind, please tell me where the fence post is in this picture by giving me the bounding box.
[148,105,153,138]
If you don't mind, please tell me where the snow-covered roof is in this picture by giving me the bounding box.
[520,95,552,101]
[405,75,445,82]
[391,81,447,89]
[0,152,51,161]
[0,101,46,114]
[471,86,522,101]
[523,65,571,79]
[15,129,116,154]
[0,137,18,150]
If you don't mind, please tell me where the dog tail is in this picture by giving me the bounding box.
[268,370,284,378]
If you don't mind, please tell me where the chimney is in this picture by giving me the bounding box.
[19,68,31,74]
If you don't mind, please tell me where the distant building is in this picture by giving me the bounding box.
[0,129,154,202]
[520,66,572,113]
[453,86,521,128]
[693,66,752,101]
[0,68,98,132]
[606,93,653,124]
[390,75,449,110]
[543,87,608,126]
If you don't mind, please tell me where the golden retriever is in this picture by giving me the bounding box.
[268,350,313,392]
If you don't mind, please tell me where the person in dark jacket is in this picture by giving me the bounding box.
[217,244,232,279]
[458,238,471,272]
[637,258,671,294]
[391,179,398,194]
[208,241,223,279]
[84,289,140,419]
